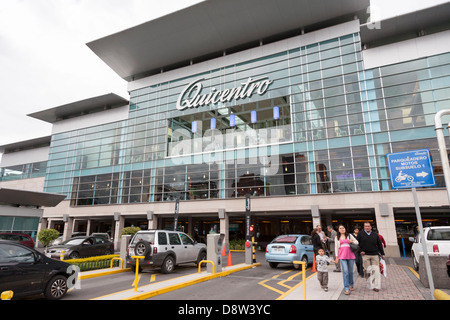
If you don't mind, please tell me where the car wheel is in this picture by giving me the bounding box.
[44,275,68,300]
[302,255,309,266]
[104,248,112,255]
[161,255,175,274]
[196,250,207,266]
[269,262,278,269]
[135,240,151,257]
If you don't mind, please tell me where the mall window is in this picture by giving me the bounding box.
[71,173,119,206]
[167,97,292,157]
[0,161,47,181]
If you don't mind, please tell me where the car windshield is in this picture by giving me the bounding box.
[427,228,450,241]
[272,236,298,244]
[61,238,85,246]
[131,233,155,245]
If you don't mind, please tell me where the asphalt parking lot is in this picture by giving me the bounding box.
[19,248,437,301]
[62,250,310,300]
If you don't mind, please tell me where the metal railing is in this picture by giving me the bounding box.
[198,260,215,274]
[293,260,307,300]
[131,256,145,292]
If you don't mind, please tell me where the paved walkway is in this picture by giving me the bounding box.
[282,257,448,300]
[78,255,449,301]
[343,264,425,300]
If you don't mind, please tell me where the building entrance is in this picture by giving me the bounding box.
[394,206,450,257]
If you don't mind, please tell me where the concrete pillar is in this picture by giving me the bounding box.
[113,213,125,252]
[86,219,92,236]
[375,203,399,258]
[62,215,73,241]
[121,235,131,268]
[219,209,229,251]
[311,205,321,230]
[147,211,155,230]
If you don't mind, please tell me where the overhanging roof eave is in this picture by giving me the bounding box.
[87,0,370,81]
[27,93,129,124]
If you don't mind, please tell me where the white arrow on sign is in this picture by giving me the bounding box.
[416,171,429,178]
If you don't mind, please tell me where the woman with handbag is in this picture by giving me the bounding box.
[334,224,359,295]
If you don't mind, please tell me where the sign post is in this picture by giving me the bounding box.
[386,149,436,298]
[174,198,180,231]
[245,193,253,265]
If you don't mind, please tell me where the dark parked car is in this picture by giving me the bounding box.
[45,236,114,260]
[0,233,35,248]
[0,240,76,300]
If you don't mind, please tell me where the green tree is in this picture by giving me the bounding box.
[38,229,60,252]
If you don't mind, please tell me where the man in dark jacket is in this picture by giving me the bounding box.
[356,222,385,292]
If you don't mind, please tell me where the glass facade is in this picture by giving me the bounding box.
[0,161,47,181]
[41,32,450,206]
[0,216,40,241]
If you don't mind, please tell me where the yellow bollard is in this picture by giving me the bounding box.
[131,256,145,292]
[293,261,306,300]
[60,250,65,261]
[1,291,13,300]
[110,257,124,269]
[198,260,215,274]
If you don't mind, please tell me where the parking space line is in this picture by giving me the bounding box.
[272,269,293,279]
[258,279,285,295]
[150,274,157,283]
[277,270,304,289]
[131,275,141,287]
[276,272,316,300]
[258,267,313,297]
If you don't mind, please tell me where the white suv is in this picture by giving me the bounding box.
[127,230,206,273]
[409,226,450,271]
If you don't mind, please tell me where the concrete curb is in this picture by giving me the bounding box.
[79,267,131,280]
[90,263,261,300]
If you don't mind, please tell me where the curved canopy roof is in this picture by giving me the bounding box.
[87,0,369,81]
[27,93,128,124]
[0,188,66,207]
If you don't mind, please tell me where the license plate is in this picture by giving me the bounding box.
[272,247,284,253]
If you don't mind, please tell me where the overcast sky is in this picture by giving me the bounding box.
[0,0,448,149]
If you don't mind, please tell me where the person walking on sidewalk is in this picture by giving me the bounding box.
[356,222,385,292]
[352,226,364,278]
[327,225,341,272]
[334,224,358,295]
[311,228,323,255]
[316,247,335,292]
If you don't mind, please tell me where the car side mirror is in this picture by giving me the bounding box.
[34,253,42,263]
[408,237,416,243]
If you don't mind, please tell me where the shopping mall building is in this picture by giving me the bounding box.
[1,0,450,256]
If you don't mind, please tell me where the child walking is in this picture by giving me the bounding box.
[315,247,336,292]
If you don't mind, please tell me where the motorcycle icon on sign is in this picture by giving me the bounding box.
[395,171,414,183]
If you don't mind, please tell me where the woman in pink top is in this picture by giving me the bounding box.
[334,225,358,295]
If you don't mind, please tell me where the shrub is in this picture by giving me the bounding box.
[64,254,120,272]
[229,239,245,250]
[120,226,141,237]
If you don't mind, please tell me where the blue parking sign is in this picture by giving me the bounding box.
[387,149,436,189]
